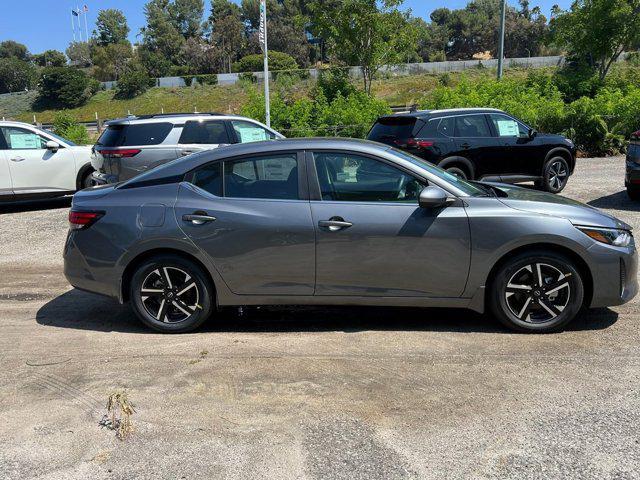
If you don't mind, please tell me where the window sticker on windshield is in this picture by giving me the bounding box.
[9,133,40,149]
[236,126,268,143]
[497,120,519,136]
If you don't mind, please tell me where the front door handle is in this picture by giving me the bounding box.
[181,150,196,156]
[182,213,217,225]
[10,157,25,162]
[460,143,471,149]
[318,218,353,232]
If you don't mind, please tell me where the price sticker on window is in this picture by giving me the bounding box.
[497,120,519,137]
[9,133,41,149]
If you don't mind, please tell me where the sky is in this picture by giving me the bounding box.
[0,0,572,55]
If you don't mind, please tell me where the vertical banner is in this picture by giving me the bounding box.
[259,0,271,128]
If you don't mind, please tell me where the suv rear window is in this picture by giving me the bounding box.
[368,117,419,142]
[96,122,173,147]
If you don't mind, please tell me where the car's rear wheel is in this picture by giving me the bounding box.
[542,157,569,193]
[489,250,584,333]
[129,255,213,333]
[627,184,640,201]
[445,166,468,180]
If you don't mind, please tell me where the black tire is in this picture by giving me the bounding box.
[129,255,214,333]
[541,156,570,193]
[80,169,95,190]
[489,250,584,333]
[627,184,640,201]
[445,166,468,180]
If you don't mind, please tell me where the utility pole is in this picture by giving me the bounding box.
[497,0,506,80]
[259,0,270,127]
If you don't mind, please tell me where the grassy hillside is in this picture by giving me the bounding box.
[4,67,542,124]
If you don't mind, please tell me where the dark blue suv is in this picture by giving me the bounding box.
[368,108,577,193]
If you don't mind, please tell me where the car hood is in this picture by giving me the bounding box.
[488,183,631,230]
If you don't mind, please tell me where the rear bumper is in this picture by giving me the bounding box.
[91,171,118,186]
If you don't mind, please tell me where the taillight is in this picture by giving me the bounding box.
[399,138,434,149]
[631,130,640,142]
[99,149,141,158]
[69,210,103,230]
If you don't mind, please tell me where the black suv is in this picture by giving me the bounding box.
[367,108,577,193]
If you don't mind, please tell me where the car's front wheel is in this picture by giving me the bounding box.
[542,157,570,193]
[489,250,584,333]
[129,255,214,333]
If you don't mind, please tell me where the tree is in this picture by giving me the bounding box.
[552,0,640,80]
[208,0,246,72]
[169,0,205,39]
[91,43,134,81]
[311,0,418,93]
[0,40,29,61]
[115,63,154,99]
[0,58,36,93]
[37,67,99,108]
[140,0,186,65]
[233,51,298,72]
[32,50,67,67]
[66,41,92,67]
[94,9,130,46]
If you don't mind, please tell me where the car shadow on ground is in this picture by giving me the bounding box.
[588,190,639,212]
[0,196,71,214]
[36,288,619,335]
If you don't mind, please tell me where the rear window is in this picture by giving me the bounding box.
[179,120,231,144]
[96,122,173,147]
[368,117,419,142]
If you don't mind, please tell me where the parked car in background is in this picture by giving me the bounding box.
[91,113,284,185]
[0,120,93,202]
[65,138,636,334]
[625,129,640,200]
[367,108,577,193]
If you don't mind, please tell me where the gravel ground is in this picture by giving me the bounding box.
[0,156,639,480]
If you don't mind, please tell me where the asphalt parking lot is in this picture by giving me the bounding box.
[1,156,639,480]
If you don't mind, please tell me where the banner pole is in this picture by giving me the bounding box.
[260,0,271,128]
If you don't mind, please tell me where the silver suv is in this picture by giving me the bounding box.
[91,113,284,185]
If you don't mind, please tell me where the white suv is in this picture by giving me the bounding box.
[91,113,284,185]
[0,121,93,202]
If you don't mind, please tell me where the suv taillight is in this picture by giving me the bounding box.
[69,210,104,230]
[99,149,141,158]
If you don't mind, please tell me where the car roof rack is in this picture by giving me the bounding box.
[133,112,231,120]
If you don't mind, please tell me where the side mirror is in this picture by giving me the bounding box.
[528,128,538,139]
[46,140,60,151]
[419,186,455,209]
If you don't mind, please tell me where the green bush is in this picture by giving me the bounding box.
[36,67,99,108]
[52,111,91,145]
[196,74,217,86]
[232,51,298,74]
[115,64,154,99]
[241,88,390,139]
[315,66,356,102]
[0,58,37,93]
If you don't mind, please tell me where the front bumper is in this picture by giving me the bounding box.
[588,241,638,308]
[91,171,118,186]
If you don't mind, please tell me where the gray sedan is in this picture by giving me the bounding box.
[64,138,638,333]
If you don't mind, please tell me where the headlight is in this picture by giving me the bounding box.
[577,226,633,247]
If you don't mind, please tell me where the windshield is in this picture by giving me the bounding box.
[388,147,488,196]
[45,131,77,146]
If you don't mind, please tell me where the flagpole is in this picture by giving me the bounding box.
[71,10,76,42]
[77,6,82,42]
[260,0,271,128]
[83,6,89,43]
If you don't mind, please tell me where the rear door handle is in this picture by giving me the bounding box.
[182,213,217,225]
[181,150,197,156]
[10,157,25,162]
[318,218,353,231]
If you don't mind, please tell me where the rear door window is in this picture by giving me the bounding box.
[179,120,231,144]
[453,115,492,138]
[96,123,173,146]
[368,117,418,144]
[224,153,298,199]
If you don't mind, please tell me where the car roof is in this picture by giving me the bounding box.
[121,138,394,186]
[378,107,505,120]
[0,120,40,128]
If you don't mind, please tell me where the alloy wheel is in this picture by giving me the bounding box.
[505,263,571,323]
[548,160,568,191]
[140,267,200,323]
